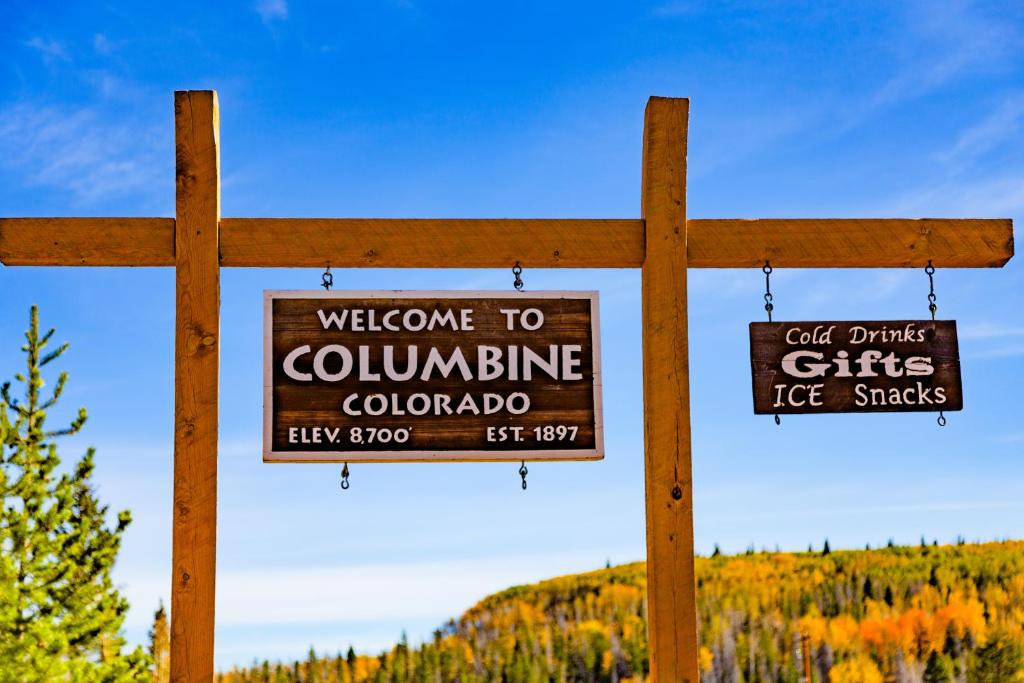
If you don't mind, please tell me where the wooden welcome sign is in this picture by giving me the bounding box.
[750,320,962,414]
[264,290,603,461]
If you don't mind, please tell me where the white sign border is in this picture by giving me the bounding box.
[263,290,604,463]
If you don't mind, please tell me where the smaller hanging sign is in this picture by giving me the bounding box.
[750,320,962,415]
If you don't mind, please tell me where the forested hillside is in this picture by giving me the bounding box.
[216,540,1024,682]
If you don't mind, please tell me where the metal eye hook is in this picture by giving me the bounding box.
[322,265,334,291]
[519,461,528,490]
[512,262,524,291]
[340,462,350,490]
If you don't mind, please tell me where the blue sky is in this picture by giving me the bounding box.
[2,0,1023,670]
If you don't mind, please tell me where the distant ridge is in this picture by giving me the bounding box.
[216,540,1024,682]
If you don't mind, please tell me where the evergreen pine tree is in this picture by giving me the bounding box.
[822,539,831,556]
[346,645,357,672]
[969,636,1024,682]
[149,601,170,683]
[306,647,318,683]
[923,651,953,683]
[0,306,149,681]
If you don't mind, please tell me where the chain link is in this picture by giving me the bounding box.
[512,262,524,291]
[925,261,937,321]
[512,263,528,487]
[763,261,780,426]
[322,265,348,485]
[763,261,774,322]
[925,261,946,427]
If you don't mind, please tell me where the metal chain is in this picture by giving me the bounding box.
[513,262,527,489]
[925,261,946,427]
[925,261,937,321]
[322,265,350,485]
[512,262,524,291]
[763,261,774,323]
[763,261,780,426]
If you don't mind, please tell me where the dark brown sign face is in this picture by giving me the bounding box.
[264,291,602,462]
[750,320,962,415]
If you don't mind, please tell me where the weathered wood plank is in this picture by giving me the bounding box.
[218,217,645,268]
[0,217,174,266]
[217,216,1012,268]
[686,218,1014,268]
[749,320,962,414]
[171,90,220,683]
[264,291,602,463]
[641,96,699,683]
[0,216,1011,269]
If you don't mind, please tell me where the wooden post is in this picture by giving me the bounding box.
[641,96,699,682]
[172,90,221,682]
[802,633,812,683]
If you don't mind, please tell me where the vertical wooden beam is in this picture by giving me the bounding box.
[641,96,699,682]
[172,90,220,682]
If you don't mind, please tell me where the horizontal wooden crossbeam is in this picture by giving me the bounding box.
[688,218,1013,268]
[219,218,644,268]
[0,217,175,266]
[0,216,1013,268]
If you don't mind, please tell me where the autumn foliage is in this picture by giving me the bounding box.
[216,540,1024,682]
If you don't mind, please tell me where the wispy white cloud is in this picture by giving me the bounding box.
[25,36,70,62]
[870,1,1018,108]
[885,172,1024,217]
[939,93,1024,166]
[255,0,288,23]
[0,101,167,204]
[92,33,114,55]
[790,271,914,310]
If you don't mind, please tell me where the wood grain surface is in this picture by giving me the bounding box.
[641,96,700,683]
[220,217,644,268]
[0,217,174,266]
[171,90,220,683]
[686,218,1013,268]
[750,320,962,414]
[218,216,1013,269]
[265,291,601,462]
[0,216,1011,269]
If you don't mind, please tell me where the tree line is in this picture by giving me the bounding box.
[216,540,1024,683]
